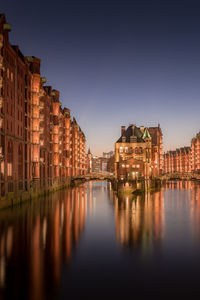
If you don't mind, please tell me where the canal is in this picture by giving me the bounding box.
[0,180,200,299]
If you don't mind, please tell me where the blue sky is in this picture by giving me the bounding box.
[2,0,200,155]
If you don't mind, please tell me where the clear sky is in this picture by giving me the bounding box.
[1,0,200,155]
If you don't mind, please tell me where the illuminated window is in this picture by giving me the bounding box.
[119,147,123,153]
[126,164,129,168]
[7,163,12,176]
[122,164,125,168]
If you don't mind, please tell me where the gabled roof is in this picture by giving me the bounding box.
[142,128,151,139]
[117,125,149,143]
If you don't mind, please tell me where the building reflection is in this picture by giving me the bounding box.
[0,184,87,300]
[162,180,200,241]
[114,190,164,252]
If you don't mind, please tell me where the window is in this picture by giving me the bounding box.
[122,164,125,168]
[7,163,12,176]
[119,146,123,153]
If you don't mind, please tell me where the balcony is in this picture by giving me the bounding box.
[0,117,3,129]
[39,101,45,109]
[40,121,45,128]
[39,127,44,134]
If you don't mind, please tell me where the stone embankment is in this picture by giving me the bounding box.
[0,173,114,210]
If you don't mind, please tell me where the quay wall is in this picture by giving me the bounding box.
[0,177,72,210]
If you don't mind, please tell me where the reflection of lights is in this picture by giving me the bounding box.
[6,227,13,258]
[0,256,5,288]
[42,219,47,249]
[61,204,64,229]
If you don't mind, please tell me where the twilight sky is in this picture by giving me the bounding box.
[1,0,200,155]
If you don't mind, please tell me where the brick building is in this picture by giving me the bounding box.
[115,124,163,180]
[163,132,200,175]
[191,133,200,173]
[0,14,86,201]
[163,147,191,174]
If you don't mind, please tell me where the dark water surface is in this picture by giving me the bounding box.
[0,181,200,299]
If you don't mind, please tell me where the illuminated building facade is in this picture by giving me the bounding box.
[115,124,163,180]
[0,14,86,200]
[163,132,200,175]
[191,132,200,173]
[163,147,191,174]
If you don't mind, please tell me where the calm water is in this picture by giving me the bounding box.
[0,181,200,299]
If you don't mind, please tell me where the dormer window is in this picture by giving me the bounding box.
[122,136,126,143]
[130,136,137,143]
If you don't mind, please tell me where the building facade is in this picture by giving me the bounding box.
[163,147,191,175]
[163,132,200,175]
[0,14,86,201]
[191,133,200,173]
[115,124,163,180]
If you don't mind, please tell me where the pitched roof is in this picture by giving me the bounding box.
[116,125,148,143]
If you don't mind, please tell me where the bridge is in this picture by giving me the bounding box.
[71,173,115,184]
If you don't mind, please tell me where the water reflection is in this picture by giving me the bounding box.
[0,185,87,300]
[1,181,200,299]
[114,191,164,252]
[113,181,200,254]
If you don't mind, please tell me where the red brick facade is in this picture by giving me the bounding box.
[191,133,200,173]
[163,132,200,175]
[115,124,163,180]
[163,147,191,175]
[0,14,86,200]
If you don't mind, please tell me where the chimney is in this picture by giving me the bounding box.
[121,126,126,136]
